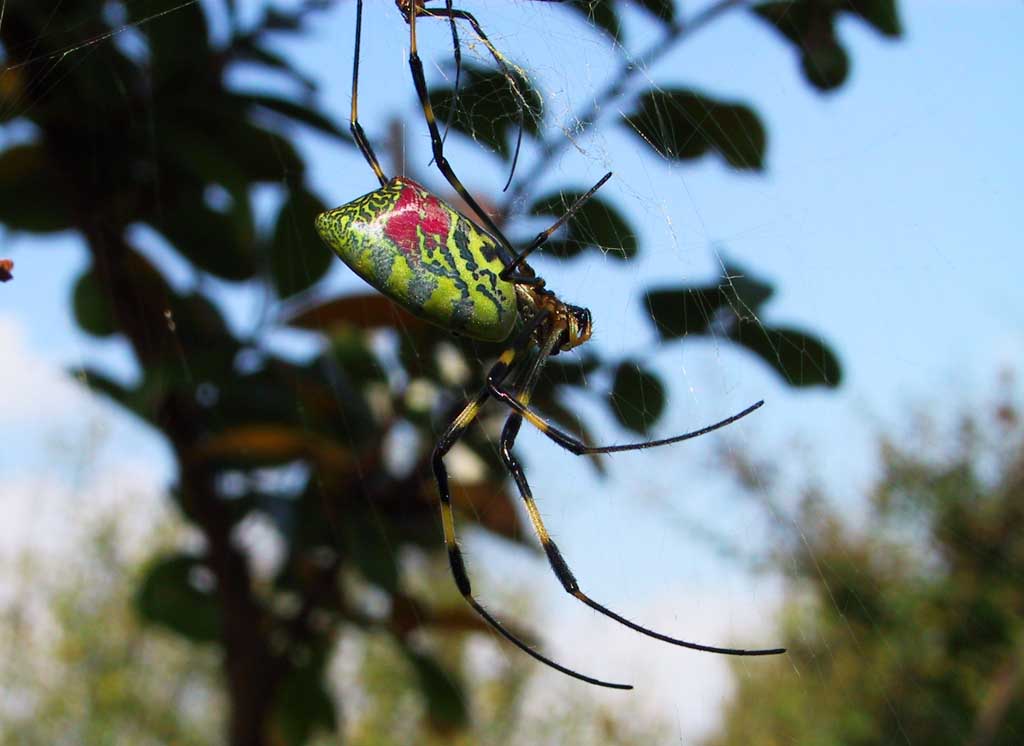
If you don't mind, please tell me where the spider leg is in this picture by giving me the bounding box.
[488,371,765,456]
[495,328,784,656]
[499,410,784,656]
[352,0,388,187]
[409,4,529,191]
[499,172,613,280]
[408,11,521,259]
[432,313,632,689]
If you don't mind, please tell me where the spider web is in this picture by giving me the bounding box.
[1,1,1023,744]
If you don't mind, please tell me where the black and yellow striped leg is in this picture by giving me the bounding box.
[488,380,766,457]
[500,172,613,280]
[499,411,785,657]
[407,10,521,263]
[431,315,632,688]
[351,0,388,187]
[405,2,529,191]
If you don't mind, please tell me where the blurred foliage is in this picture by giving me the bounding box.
[706,387,1024,746]
[0,0,904,742]
[0,506,669,746]
[0,515,224,746]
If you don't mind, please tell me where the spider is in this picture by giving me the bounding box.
[315,0,785,688]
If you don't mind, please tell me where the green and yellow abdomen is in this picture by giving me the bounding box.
[315,177,517,342]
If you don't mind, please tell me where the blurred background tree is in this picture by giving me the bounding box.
[707,382,1024,746]
[0,504,670,745]
[0,0,914,744]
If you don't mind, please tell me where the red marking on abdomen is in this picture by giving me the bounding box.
[383,180,451,255]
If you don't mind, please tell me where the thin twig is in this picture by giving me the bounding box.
[502,0,749,215]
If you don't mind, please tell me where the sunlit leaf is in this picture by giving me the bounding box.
[135,554,221,643]
[623,89,766,170]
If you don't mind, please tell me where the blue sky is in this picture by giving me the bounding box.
[2,0,1022,735]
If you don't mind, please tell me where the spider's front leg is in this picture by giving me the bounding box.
[498,406,786,657]
[430,312,631,688]
[488,381,765,456]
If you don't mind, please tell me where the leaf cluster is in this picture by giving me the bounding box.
[707,399,1024,746]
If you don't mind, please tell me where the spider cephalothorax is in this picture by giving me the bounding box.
[317,0,784,689]
[515,284,593,355]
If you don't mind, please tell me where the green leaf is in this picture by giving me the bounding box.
[628,0,676,23]
[243,94,350,140]
[329,327,387,384]
[135,554,221,642]
[164,108,305,191]
[344,513,399,593]
[645,263,775,340]
[565,1,621,40]
[269,188,333,298]
[853,0,902,36]
[750,0,897,91]
[801,40,849,91]
[273,651,337,746]
[131,0,209,87]
[71,367,161,425]
[540,352,601,388]
[623,89,766,170]
[730,321,842,387]
[428,62,542,160]
[0,145,72,233]
[528,192,637,260]
[404,648,468,732]
[154,190,257,281]
[609,361,666,434]
[645,286,723,339]
[72,267,118,338]
[725,263,775,311]
[235,44,317,92]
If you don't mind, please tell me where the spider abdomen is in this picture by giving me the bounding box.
[316,177,517,342]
